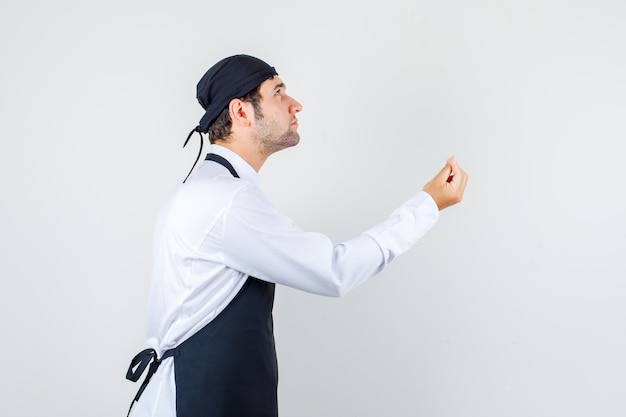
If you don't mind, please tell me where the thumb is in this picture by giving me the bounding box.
[447,156,460,173]
[434,158,454,184]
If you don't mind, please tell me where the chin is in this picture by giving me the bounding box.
[280,131,300,149]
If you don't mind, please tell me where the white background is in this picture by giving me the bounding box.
[1,0,625,416]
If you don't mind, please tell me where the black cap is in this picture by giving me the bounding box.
[196,54,278,132]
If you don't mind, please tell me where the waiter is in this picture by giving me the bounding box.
[126,54,468,417]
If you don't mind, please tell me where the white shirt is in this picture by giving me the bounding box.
[131,144,439,417]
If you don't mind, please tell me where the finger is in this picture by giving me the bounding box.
[449,164,468,188]
[447,156,460,175]
[435,161,453,184]
[445,156,458,183]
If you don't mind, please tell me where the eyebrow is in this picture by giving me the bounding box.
[273,82,285,91]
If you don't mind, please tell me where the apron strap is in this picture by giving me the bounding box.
[205,153,240,178]
[125,348,175,417]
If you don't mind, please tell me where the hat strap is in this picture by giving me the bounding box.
[182,126,204,183]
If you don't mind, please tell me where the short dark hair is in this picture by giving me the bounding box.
[208,86,264,143]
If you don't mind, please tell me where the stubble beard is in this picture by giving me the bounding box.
[253,116,300,158]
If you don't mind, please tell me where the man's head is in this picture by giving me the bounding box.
[195,54,276,142]
[190,54,302,172]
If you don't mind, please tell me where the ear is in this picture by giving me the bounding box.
[229,99,254,128]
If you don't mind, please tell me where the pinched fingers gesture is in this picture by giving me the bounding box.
[422,156,468,210]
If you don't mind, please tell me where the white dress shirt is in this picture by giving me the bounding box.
[131,144,439,417]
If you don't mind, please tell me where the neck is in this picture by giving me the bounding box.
[215,139,267,172]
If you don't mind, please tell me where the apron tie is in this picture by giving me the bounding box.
[126,348,174,416]
[205,153,240,178]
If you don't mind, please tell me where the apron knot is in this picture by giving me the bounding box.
[125,348,174,416]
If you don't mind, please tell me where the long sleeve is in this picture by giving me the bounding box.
[219,186,439,297]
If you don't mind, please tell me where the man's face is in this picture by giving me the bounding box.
[251,76,303,156]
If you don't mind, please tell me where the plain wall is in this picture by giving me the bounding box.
[1,0,625,416]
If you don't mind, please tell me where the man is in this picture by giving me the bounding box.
[126,54,468,417]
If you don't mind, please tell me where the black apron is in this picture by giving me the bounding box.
[126,154,278,417]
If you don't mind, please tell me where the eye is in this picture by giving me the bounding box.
[274,89,282,96]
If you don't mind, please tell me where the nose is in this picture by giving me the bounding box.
[290,96,303,113]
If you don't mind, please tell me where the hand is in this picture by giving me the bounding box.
[422,156,468,210]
